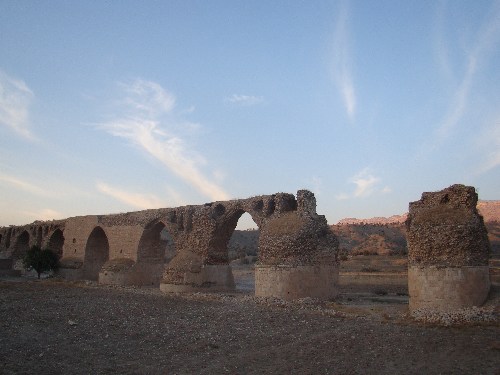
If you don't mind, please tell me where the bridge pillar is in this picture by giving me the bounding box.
[406,184,491,313]
[255,190,339,300]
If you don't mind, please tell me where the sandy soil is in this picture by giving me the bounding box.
[1,268,499,375]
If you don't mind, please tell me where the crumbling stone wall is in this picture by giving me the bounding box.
[160,193,298,287]
[258,190,338,267]
[406,184,490,267]
[406,184,491,312]
[254,190,339,299]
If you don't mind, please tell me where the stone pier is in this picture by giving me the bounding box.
[406,184,491,312]
[255,190,339,300]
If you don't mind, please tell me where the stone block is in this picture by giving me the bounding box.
[408,265,490,311]
[255,265,339,300]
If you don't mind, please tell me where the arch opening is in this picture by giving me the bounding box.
[5,230,11,249]
[84,227,109,281]
[138,222,175,262]
[36,227,43,247]
[12,231,30,271]
[229,212,259,293]
[47,229,64,258]
[136,221,176,286]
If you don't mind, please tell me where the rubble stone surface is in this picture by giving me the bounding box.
[406,184,490,267]
[406,184,492,312]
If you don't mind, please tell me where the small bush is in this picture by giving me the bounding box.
[23,246,59,279]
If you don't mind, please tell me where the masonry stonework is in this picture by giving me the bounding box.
[406,184,491,312]
[255,190,339,299]
[0,190,340,299]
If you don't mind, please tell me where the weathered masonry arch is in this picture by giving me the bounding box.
[36,227,43,247]
[84,226,109,281]
[160,190,339,299]
[137,221,170,262]
[47,229,64,258]
[0,190,340,300]
[11,231,30,271]
[135,220,175,286]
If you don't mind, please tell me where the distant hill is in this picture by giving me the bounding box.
[331,222,407,256]
[227,201,500,258]
[331,200,500,256]
[477,201,500,223]
[228,229,259,260]
[336,214,407,226]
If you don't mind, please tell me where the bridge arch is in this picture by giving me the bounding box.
[36,227,43,247]
[83,226,109,281]
[47,229,64,258]
[207,208,261,265]
[134,220,176,286]
[137,221,175,262]
[12,231,30,258]
[11,231,30,271]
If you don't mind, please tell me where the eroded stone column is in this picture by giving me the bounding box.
[406,184,491,312]
[255,190,339,300]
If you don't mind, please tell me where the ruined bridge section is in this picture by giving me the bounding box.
[406,184,491,312]
[0,190,340,300]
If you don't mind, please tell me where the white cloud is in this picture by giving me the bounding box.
[97,182,167,210]
[336,168,389,200]
[351,169,380,198]
[225,94,264,106]
[476,118,500,174]
[331,2,356,121]
[381,186,392,194]
[434,2,500,141]
[0,70,35,139]
[0,173,49,196]
[99,79,230,202]
[120,79,175,116]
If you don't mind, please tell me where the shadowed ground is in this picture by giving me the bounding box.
[0,276,498,375]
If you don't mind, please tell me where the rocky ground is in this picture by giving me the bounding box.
[1,268,499,375]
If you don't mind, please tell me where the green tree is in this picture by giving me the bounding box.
[23,246,59,279]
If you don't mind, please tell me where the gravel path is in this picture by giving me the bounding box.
[0,279,499,375]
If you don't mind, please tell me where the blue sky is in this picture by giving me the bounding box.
[1,1,499,228]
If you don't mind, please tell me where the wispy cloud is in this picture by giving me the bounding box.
[0,172,49,196]
[225,94,264,106]
[0,70,35,140]
[381,186,392,194]
[96,182,167,209]
[99,79,230,202]
[120,79,175,116]
[336,168,389,200]
[331,1,356,121]
[351,169,380,198]
[434,2,500,142]
[476,117,500,174]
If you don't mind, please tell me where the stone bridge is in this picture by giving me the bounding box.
[0,190,339,300]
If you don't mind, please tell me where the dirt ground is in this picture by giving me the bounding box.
[1,262,499,375]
